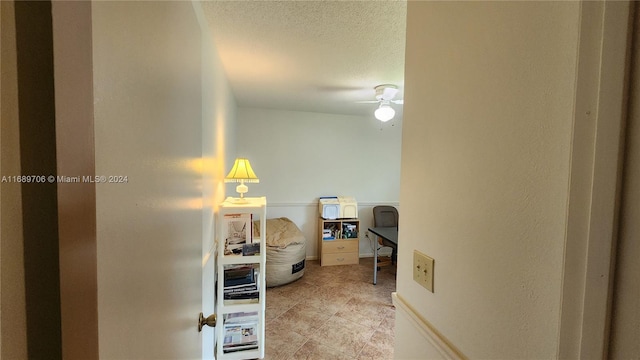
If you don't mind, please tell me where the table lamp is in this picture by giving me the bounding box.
[225,158,259,202]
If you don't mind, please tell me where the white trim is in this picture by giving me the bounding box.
[558,1,632,358]
[267,201,399,207]
[310,244,392,261]
[580,2,631,357]
[392,293,467,360]
[267,202,315,207]
[359,201,400,207]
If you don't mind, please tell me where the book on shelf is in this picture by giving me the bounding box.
[242,242,260,256]
[322,229,334,240]
[224,286,258,294]
[224,265,255,286]
[223,264,260,304]
[342,223,358,238]
[223,312,259,353]
[223,213,253,255]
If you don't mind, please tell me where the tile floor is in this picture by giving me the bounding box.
[264,257,397,360]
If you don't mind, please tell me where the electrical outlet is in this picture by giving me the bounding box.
[413,250,434,292]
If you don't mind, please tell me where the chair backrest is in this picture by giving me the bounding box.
[373,206,399,228]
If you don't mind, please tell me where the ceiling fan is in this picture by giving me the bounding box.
[357,84,403,122]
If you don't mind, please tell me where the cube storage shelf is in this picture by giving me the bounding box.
[216,197,266,359]
[318,218,360,266]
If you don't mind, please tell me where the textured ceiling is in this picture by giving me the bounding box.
[201,1,407,118]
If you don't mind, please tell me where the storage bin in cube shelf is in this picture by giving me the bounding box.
[318,196,358,219]
[338,196,358,219]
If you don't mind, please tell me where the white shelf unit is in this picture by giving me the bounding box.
[216,197,267,360]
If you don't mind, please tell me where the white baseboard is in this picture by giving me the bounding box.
[392,292,467,360]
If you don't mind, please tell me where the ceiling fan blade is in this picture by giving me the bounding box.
[355,100,380,104]
[391,99,404,105]
[382,86,399,100]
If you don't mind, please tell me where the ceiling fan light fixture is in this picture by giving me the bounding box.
[374,103,395,122]
[375,84,399,101]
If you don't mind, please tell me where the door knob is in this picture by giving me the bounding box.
[198,312,216,332]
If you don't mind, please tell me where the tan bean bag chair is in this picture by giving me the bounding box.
[253,217,306,287]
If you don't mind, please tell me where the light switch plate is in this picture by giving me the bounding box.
[413,250,434,292]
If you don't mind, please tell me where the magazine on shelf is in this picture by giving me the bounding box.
[223,312,259,353]
[223,264,260,304]
[223,213,252,255]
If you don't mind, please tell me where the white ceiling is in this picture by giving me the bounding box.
[201,1,407,118]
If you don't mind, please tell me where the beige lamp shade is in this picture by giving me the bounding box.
[224,158,259,183]
[225,158,259,200]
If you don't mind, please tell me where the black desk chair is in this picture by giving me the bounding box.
[373,205,398,269]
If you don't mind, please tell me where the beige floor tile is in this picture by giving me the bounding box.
[264,327,307,360]
[356,329,395,359]
[335,297,387,329]
[265,292,300,322]
[270,278,318,298]
[264,259,396,360]
[267,302,329,337]
[292,339,354,360]
[378,312,396,337]
[309,316,376,357]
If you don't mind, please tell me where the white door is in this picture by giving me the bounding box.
[53,1,223,358]
[91,1,217,358]
[202,215,217,358]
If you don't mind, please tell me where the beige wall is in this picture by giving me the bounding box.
[91,2,233,358]
[237,107,401,205]
[397,2,579,358]
[236,107,401,258]
[0,1,28,358]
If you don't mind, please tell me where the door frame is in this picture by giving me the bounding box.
[558,1,633,358]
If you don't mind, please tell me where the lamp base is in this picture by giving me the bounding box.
[228,197,249,204]
[235,182,248,199]
[225,179,253,203]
